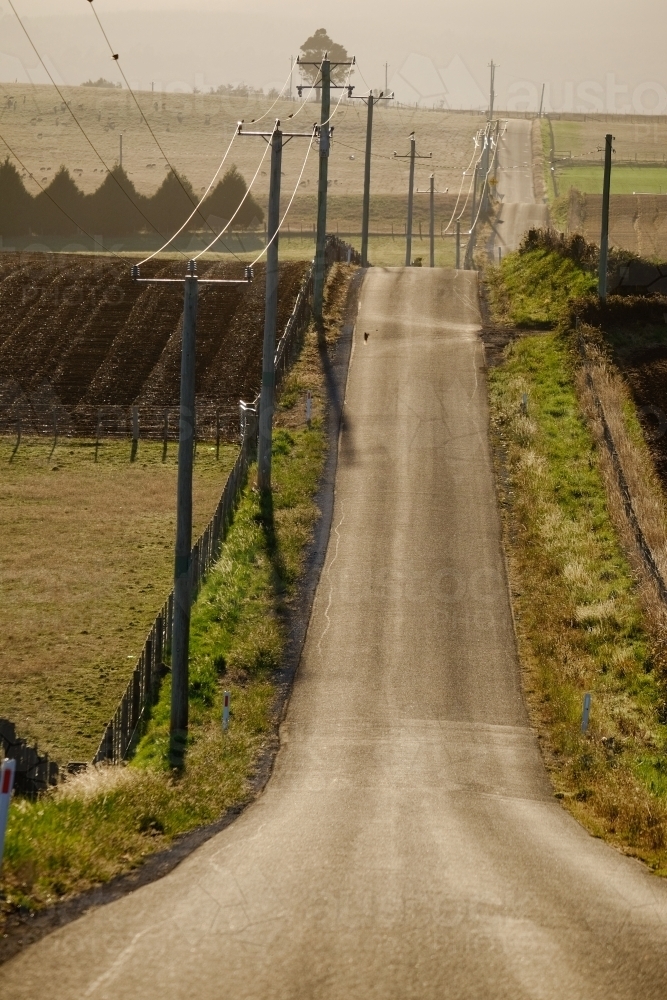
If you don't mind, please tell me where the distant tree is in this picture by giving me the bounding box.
[145,169,199,234]
[85,166,149,236]
[32,167,86,235]
[0,158,32,236]
[81,78,122,89]
[299,29,352,85]
[205,166,264,230]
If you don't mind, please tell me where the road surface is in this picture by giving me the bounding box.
[3,268,667,998]
[489,118,549,256]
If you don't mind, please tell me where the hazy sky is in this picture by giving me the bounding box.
[1,0,666,113]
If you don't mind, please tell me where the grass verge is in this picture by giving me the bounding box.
[0,263,357,928]
[486,246,667,871]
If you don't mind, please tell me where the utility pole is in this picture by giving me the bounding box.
[259,126,282,490]
[599,133,614,301]
[131,261,252,762]
[385,63,389,94]
[297,53,355,322]
[351,89,393,267]
[237,119,316,487]
[289,56,293,100]
[488,61,496,121]
[119,133,123,169]
[456,220,461,269]
[538,83,545,118]
[394,133,431,266]
[429,174,435,267]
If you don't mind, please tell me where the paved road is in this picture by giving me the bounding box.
[489,118,548,255]
[4,269,667,998]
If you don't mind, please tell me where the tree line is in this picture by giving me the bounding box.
[0,159,264,237]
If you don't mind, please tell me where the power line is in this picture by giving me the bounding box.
[0,130,131,262]
[86,0,228,246]
[193,138,272,260]
[137,132,237,265]
[6,0,186,256]
[246,125,318,270]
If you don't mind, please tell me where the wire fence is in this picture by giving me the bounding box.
[92,234,360,766]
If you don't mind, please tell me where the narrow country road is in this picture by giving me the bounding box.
[3,268,667,999]
[489,118,549,255]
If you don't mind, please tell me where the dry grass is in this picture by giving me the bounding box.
[0,83,486,226]
[489,332,667,869]
[0,437,237,762]
[0,265,357,923]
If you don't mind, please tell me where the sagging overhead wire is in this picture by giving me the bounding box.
[245,124,318,270]
[217,62,348,268]
[137,131,237,265]
[6,0,187,257]
[192,138,272,260]
[86,0,227,243]
[467,121,508,235]
[0,130,131,262]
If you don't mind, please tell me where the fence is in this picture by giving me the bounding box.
[0,719,59,797]
[0,402,242,444]
[93,235,359,765]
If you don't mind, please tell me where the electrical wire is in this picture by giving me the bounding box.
[192,138,272,260]
[6,0,187,256]
[0,130,131,262]
[443,132,485,232]
[86,0,232,246]
[88,2,318,263]
[246,125,318,269]
[137,131,237,265]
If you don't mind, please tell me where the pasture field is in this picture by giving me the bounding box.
[0,437,237,763]
[0,83,486,236]
[556,165,667,196]
[0,253,311,763]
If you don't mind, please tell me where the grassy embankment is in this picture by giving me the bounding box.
[486,244,667,871]
[0,263,356,924]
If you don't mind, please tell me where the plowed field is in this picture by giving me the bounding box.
[0,254,308,437]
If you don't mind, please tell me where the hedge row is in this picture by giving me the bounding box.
[0,158,264,237]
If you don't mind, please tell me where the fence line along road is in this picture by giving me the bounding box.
[93,235,360,766]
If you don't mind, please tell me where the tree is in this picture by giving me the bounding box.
[0,158,32,235]
[299,29,352,86]
[205,166,264,230]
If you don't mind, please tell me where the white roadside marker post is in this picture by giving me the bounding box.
[0,758,17,870]
[581,692,592,733]
[222,691,230,732]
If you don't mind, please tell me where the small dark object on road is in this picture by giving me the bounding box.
[364,331,369,342]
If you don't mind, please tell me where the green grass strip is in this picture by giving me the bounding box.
[490,331,667,866]
[1,424,325,912]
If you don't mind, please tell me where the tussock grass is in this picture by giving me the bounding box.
[0,264,356,923]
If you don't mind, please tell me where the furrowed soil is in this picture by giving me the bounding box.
[0,253,309,763]
[0,254,309,431]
